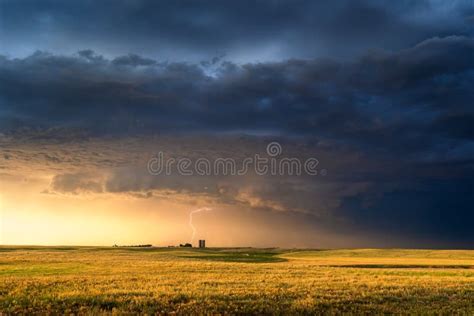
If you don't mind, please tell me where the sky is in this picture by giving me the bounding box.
[0,0,473,248]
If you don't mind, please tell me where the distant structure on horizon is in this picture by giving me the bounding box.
[113,244,152,248]
[199,240,206,248]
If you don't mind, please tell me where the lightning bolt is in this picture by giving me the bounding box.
[189,207,212,244]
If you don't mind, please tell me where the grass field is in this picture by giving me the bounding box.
[1,247,474,314]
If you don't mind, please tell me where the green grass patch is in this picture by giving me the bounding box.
[0,263,87,276]
[182,252,287,263]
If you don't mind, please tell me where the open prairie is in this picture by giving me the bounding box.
[1,247,474,314]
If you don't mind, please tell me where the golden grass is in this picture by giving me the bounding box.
[1,247,473,314]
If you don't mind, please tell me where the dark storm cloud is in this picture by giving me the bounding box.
[1,36,473,153]
[1,0,473,61]
[48,172,104,194]
[1,0,474,247]
[337,178,474,243]
[111,54,157,67]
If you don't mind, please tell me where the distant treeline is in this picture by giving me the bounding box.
[113,244,152,248]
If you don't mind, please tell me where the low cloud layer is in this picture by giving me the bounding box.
[1,131,473,246]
